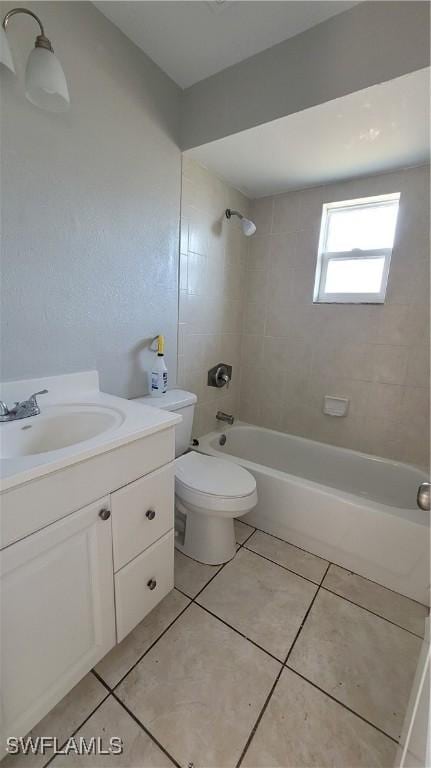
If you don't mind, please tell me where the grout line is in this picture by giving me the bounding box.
[192,560,229,600]
[284,563,330,665]
[285,666,399,745]
[97,541,250,698]
[242,544,322,587]
[42,689,111,767]
[323,559,429,607]
[90,534,410,768]
[174,585,192,599]
[319,585,425,639]
[35,526,410,768]
[112,692,181,768]
[250,522,428,608]
[248,524,329,565]
[178,527,256,603]
[174,531,288,666]
[238,525,257,546]
[236,562,330,768]
[110,597,193,692]
[243,525,427,634]
[236,665,284,768]
[195,601,283,665]
[319,561,331,586]
[92,668,112,692]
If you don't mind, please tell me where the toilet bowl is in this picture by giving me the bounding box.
[136,389,257,564]
[175,451,257,564]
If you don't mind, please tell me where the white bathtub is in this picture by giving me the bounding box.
[198,423,430,605]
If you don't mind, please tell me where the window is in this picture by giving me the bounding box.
[314,193,400,304]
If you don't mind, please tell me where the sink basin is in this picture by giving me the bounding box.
[0,404,125,458]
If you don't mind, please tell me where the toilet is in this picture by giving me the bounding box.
[138,389,257,565]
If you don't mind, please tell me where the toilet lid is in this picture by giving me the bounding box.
[175,452,256,499]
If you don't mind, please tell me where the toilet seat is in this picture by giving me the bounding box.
[175,452,257,514]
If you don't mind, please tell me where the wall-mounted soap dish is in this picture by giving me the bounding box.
[323,395,349,417]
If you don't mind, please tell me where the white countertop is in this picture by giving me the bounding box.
[0,371,180,492]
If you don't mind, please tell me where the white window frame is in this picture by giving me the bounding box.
[313,193,400,304]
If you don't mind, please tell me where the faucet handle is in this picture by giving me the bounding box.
[28,389,48,404]
[0,401,9,416]
[26,390,48,412]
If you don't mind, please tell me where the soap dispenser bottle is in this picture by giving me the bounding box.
[151,335,168,397]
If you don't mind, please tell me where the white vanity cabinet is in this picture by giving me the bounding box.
[1,497,116,742]
[1,447,176,746]
[0,372,180,748]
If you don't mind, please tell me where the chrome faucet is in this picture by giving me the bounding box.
[0,389,48,422]
[216,410,234,425]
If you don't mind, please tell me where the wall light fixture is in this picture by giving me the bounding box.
[1,7,70,112]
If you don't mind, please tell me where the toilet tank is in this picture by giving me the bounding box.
[138,389,197,457]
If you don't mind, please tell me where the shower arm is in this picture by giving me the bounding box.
[225,208,244,221]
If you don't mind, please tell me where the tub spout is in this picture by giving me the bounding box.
[216,411,234,425]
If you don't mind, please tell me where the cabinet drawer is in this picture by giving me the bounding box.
[115,530,174,642]
[111,463,174,571]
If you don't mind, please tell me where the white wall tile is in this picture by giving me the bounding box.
[372,345,409,385]
[250,197,273,235]
[272,193,301,234]
[239,165,430,466]
[406,345,430,388]
[179,160,248,435]
[180,162,429,465]
[243,302,266,335]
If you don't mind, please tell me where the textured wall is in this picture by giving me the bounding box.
[239,165,430,468]
[1,2,181,397]
[178,158,249,437]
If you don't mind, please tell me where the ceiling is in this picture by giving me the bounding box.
[186,68,431,198]
[94,1,358,88]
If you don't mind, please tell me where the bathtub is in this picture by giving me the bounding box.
[198,423,430,605]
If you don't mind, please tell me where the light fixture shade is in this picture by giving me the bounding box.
[0,25,15,73]
[25,46,69,112]
[241,218,257,237]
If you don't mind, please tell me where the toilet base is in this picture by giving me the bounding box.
[175,500,237,565]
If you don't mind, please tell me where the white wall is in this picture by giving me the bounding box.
[0,1,181,397]
[181,2,430,151]
[240,165,430,468]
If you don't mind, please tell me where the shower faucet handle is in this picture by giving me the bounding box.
[218,369,230,389]
[208,363,232,389]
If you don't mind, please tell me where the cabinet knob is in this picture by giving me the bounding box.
[146,509,156,520]
[99,508,111,521]
[147,579,157,590]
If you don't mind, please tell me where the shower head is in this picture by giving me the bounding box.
[225,208,256,237]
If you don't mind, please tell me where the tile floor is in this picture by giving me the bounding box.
[5,519,428,768]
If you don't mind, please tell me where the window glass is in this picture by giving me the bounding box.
[325,257,386,294]
[314,193,400,303]
[325,201,399,252]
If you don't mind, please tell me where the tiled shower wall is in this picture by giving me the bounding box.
[178,159,249,436]
[240,165,430,467]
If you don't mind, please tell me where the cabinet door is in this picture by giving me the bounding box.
[0,498,116,743]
